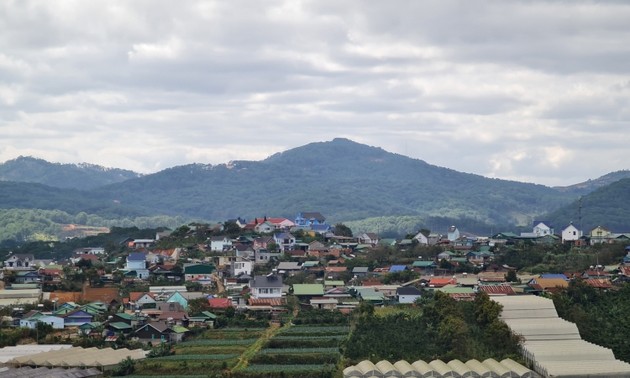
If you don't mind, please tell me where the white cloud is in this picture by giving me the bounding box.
[0,0,629,186]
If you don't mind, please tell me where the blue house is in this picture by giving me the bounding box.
[62,309,94,327]
[295,212,326,228]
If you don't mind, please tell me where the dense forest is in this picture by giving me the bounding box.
[344,292,522,363]
[553,281,630,363]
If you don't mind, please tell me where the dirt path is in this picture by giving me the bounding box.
[232,322,290,371]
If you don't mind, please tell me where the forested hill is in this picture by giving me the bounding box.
[547,178,630,232]
[93,138,573,225]
[554,170,630,196]
[0,156,141,190]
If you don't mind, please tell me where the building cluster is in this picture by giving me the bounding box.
[1,212,630,358]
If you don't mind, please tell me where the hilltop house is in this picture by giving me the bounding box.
[562,223,583,243]
[521,221,555,238]
[357,233,380,246]
[295,212,326,229]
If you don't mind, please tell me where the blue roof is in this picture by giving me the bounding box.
[311,224,331,231]
[128,252,146,261]
[540,273,568,280]
[389,265,407,272]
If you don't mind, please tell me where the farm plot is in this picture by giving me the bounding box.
[242,324,351,377]
[133,328,264,375]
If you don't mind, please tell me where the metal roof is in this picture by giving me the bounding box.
[343,359,534,378]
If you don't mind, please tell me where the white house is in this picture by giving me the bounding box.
[561,223,583,243]
[447,226,460,242]
[521,221,555,238]
[273,232,296,251]
[413,231,429,245]
[3,254,35,271]
[20,315,64,329]
[125,252,149,279]
[210,237,232,252]
[230,258,253,277]
[397,287,423,304]
[357,233,380,246]
[250,274,283,299]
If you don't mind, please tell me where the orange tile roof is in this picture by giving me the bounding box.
[325,266,348,272]
[248,298,284,306]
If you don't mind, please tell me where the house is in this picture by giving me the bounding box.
[253,236,274,251]
[521,221,555,238]
[3,254,35,270]
[230,258,253,277]
[210,237,232,252]
[325,266,348,279]
[129,239,155,249]
[352,267,370,277]
[254,221,275,234]
[250,274,283,299]
[207,298,234,311]
[273,232,296,252]
[277,262,302,276]
[590,226,612,244]
[295,212,326,228]
[447,226,460,242]
[188,311,217,328]
[125,252,149,279]
[292,284,324,300]
[396,286,422,304]
[254,248,282,265]
[21,314,65,330]
[561,223,583,243]
[14,271,41,284]
[413,231,429,245]
[62,309,94,327]
[183,263,215,285]
[357,233,380,246]
[134,321,188,344]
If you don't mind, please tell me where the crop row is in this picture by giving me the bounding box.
[152,353,239,361]
[179,338,258,346]
[259,347,340,354]
[244,364,335,373]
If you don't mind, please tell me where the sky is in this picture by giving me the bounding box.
[1,0,629,187]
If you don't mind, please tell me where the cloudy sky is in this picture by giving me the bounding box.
[1,0,629,186]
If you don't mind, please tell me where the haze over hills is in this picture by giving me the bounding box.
[554,170,630,196]
[0,156,141,190]
[0,138,629,240]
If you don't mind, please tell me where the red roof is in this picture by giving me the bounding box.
[325,266,348,272]
[248,298,284,306]
[429,277,457,287]
[620,266,630,276]
[584,278,613,289]
[208,298,233,309]
[478,284,515,296]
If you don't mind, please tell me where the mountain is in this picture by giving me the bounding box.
[5,138,630,239]
[554,170,630,196]
[0,156,141,190]
[547,178,630,232]
[92,138,574,226]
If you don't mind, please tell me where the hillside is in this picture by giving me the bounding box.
[94,138,574,225]
[554,170,630,196]
[0,156,141,190]
[547,178,630,232]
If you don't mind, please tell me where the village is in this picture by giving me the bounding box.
[1,212,630,377]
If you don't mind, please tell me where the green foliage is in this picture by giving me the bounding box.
[548,178,630,232]
[553,281,630,362]
[344,292,522,363]
[333,223,353,237]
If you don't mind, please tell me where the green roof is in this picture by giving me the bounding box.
[302,261,320,267]
[184,264,215,274]
[109,322,132,330]
[292,284,325,296]
[171,325,189,334]
[437,285,474,294]
[451,257,468,263]
[115,312,135,320]
[324,280,345,286]
[412,261,435,267]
